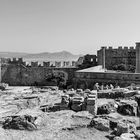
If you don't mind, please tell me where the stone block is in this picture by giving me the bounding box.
[72,97,84,104]
[86,105,96,115]
[117,100,138,116]
[88,94,96,98]
[71,103,82,112]
[120,133,136,140]
[87,98,96,105]
[116,119,136,136]
[89,117,110,131]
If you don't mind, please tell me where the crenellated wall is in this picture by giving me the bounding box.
[97,46,136,70]
[1,58,78,86]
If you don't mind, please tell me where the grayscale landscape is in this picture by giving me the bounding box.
[0,0,140,140]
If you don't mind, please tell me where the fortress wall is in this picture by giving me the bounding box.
[1,63,78,86]
[74,71,140,89]
[97,46,136,70]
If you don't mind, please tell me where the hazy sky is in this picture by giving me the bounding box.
[0,0,140,54]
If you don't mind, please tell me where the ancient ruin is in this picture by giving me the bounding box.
[0,43,140,140]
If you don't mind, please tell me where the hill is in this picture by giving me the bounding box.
[0,51,81,62]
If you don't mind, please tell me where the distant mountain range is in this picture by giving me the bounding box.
[0,51,82,62]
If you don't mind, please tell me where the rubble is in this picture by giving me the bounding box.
[0,83,8,90]
[2,115,37,130]
[135,132,140,140]
[117,100,138,116]
[114,133,136,140]
[0,85,139,139]
[71,97,84,112]
[115,119,136,136]
[71,111,93,119]
[89,117,110,131]
[97,101,116,115]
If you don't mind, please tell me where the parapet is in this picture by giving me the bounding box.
[136,42,140,46]
[118,46,122,49]
[130,46,134,50]
[13,58,17,62]
[55,61,62,67]
[99,45,136,51]
[18,58,23,63]
[101,46,107,49]
[9,57,25,65]
[124,46,128,50]
[63,61,71,67]
[43,61,50,67]
[31,62,38,67]
[108,46,112,49]
[1,58,11,64]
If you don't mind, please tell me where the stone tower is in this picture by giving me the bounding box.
[102,47,106,69]
[136,42,140,73]
[0,59,1,83]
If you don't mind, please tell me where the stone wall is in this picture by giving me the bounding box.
[76,54,97,68]
[1,63,78,86]
[73,71,140,89]
[97,46,136,70]
[0,59,1,83]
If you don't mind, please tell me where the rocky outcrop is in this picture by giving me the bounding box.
[117,100,138,116]
[89,116,137,136]
[116,119,136,136]
[3,115,37,131]
[89,117,110,131]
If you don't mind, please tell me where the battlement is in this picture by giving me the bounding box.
[43,61,50,67]
[101,46,107,49]
[124,46,128,50]
[130,46,134,50]
[108,46,113,49]
[99,46,135,51]
[31,62,38,67]
[118,46,122,49]
[9,58,24,64]
[1,58,11,64]
[1,57,77,68]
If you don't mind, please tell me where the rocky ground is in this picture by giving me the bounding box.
[0,86,139,140]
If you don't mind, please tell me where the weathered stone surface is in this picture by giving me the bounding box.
[88,94,96,99]
[72,111,93,119]
[123,90,136,98]
[71,103,82,112]
[135,132,140,140]
[71,97,84,112]
[120,133,136,140]
[97,90,124,99]
[89,117,110,131]
[116,119,136,136]
[97,102,116,115]
[113,136,123,140]
[60,95,70,110]
[87,98,96,105]
[86,105,96,115]
[117,100,138,116]
[0,83,8,90]
[3,115,37,131]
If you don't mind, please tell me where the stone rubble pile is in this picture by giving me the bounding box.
[97,101,116,115]
[0,83,8,90]
[89,116,138,140]
[3,115,37,131]
[116,100,138,116]
[0,85,140,139]
[89,117,110,131]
